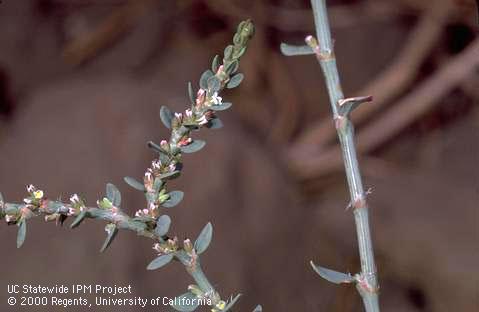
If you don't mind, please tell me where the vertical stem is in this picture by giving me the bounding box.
[310,0,380,311]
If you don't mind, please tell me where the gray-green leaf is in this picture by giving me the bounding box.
[208,118,223,129]
[156,215,171,236]
[199,70,214,90]
[207,76,221,93]
[280,43,314,56]
[188,82,195,105]
[170,292,199,312]
[162,191,184,208]
[180,140,206,153]
[100,224,118,253]
[158,171,180,180]
[252,305,263,312]
[210,102,232,111]
[211,54,221,72]
[310,261,354,284]
[147,253,174,270]
[106,183,121,207]
[124,177,146,192]
[227,73,244,89]
[160,106,174,129]
[17,219,26,248]
[194,222,212,254]
[70,210,88,229]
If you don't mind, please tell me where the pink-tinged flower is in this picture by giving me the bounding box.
[135,208,150,217]
[216,65,224,75]
[178,137,192,147]
[196,89,206,107]
[144,169,154,191]
[185,109,193,117]
[174,112,183,123]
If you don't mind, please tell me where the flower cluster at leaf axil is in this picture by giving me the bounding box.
[0,20,259,312]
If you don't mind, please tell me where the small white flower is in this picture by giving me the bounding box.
[168,163,176,172]
[5,215,15,223]
[152,159,161,169]
[70,194,80,204]
[135,210,142,217]
[197,115,208,125]
[27,184,35,193]
[175,112,183,119]
[185,109,193,117]
[23,198,32,204]
[143,208,149,214]
[211,92,222,105]
[68,207,76,215]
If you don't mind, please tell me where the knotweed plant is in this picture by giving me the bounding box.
[281,1,380,311]
[0,20,261,312]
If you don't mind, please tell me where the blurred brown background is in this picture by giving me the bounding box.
[0,0,477,311]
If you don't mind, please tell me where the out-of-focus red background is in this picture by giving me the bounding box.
[0,0,477,311]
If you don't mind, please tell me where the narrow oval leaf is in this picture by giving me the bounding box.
[194,222,213,254]
[124,177,146,192]
[310,261,354,284]
[70,210,88,229]
[160,106,174,129]
[211,54,220,72]
[162,191,184,208]
[180,140,206,153]
[100,224,118,253]
[280,43,314,56]
[226,73,244,89]
[188,82,195,105]
[156,215,171,236]
[147,253,174,270]
[210,102,232,111]
[106,183,121,207]
[225,60,239,75]
[208,118,223,129]
[199,70,214,90]
[171,292,199,312]
[17,220,26,248]
[147,141,163,153]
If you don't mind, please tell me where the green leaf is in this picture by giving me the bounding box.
[162,191,184,208]
[160,106,174,129]
[207,76,221,93]
[223,294,242,312]
[224,45,233,60]
[211,54,221,72]
[70,210,88,229]
[180,140,206,153]
[210,102,232,111]
[147,141,163,153]
[208,118,223,129]
[280,43,314,56]
[124,177,146,192]
[310,261,354,284]
[225,60,239,75]
[252,305,263,312]
[199,70,214,90]
[188,82,195,105]
[227,73,244,89]
[147,253,174,270]
[156,215,171,236]
[170,292,199,312]
[106,183,121,207]
[17,219,26,248]
[100,224,118,253]
[158,170,180,180]
[194,222,213,254]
